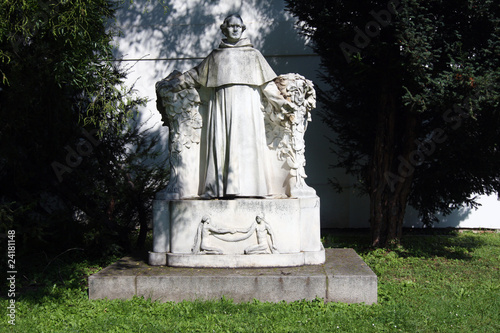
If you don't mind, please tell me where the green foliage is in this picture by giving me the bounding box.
[1,232,498,332]
[0,0,169,256]
[55,116,169,254]
[1,0,115,87]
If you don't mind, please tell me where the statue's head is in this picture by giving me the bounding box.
[201,215,211,224]
[220,14,246,44]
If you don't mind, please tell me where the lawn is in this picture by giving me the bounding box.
[1,230,499,332]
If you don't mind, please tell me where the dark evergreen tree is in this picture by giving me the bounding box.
[286,0,500,246]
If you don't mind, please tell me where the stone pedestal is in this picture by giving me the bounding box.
[89,248,378,304]
[149,195,324,267]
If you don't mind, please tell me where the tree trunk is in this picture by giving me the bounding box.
[369,92,416,247]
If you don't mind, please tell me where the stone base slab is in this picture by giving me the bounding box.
[89,248,377,304]
[165,247,325,268]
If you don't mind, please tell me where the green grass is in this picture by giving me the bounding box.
[2,231,499,332]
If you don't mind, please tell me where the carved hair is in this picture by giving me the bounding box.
[220,14,247,33]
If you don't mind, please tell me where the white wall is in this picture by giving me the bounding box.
[113,0,499,229]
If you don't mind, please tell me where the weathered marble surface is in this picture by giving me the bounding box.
[151,14,323,267]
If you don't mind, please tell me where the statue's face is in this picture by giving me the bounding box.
[224,16,243,43]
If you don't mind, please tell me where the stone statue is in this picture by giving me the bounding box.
[156,14,316,199]
[150,14,324,268]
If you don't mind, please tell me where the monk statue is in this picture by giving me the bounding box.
[150,14,323,268]
[156,14,315,199]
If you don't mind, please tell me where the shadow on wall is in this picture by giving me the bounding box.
[113,0,311,77]
[404,206,472,229]
[111,0,321,158]
[112,0,319,147]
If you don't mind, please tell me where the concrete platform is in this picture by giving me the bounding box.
[88,248,377,304]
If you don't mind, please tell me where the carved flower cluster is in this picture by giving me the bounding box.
[265,74,316,166]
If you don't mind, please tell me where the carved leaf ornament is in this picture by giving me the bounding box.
[266,74,316,183]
